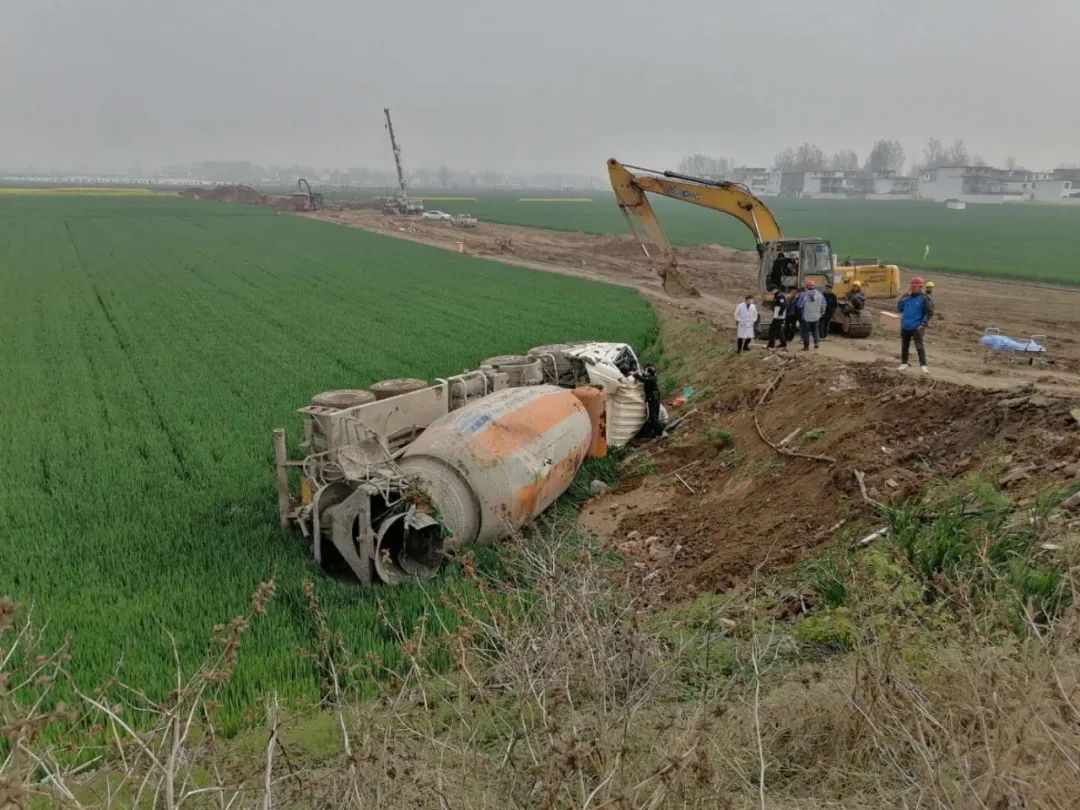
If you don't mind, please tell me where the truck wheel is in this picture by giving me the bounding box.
[370,378,429,400]
[310,389,376,409]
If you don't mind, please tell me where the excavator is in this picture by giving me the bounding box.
[607,158,901,338]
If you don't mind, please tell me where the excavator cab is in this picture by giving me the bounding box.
[760,238,835,295]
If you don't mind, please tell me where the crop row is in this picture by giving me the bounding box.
[0,196,656,728]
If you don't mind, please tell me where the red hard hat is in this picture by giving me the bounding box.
[805,279,816,288]
[911,276,925,286]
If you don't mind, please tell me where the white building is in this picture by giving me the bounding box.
[732,167,781,196]
[917,166,1025,204]
[802,170,847,198]
[1028,178,1077,201]
[919,166,1079,204]
[788,169,916,199]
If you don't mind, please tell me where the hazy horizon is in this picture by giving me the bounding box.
[2,0,1078,176]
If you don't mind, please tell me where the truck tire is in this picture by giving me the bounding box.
[369,378,429,400]
[310,389,376,409]
[481,355,543,387]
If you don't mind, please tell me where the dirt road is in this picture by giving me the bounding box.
[309,209,1080,396]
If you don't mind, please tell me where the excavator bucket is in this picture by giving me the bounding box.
[660,265,699,298]
[608,160,700,297]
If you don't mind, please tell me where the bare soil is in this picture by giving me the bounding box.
[180,184,267,204]
[306,209,1080,596]
[309,209,1080,396]
[579,305,1080,599]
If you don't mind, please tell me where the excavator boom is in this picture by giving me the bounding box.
[607,158,783,296]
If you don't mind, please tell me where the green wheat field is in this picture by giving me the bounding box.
[0,195,656,727]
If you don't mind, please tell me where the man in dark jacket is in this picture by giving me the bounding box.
[820,284,838,340]
[896,277,933,373]
[785,285,804,342]
[767,291,788,349]
[768,252,787,290]
[632,364,664,438]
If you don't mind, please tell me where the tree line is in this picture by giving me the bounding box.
[678,137,1013,180]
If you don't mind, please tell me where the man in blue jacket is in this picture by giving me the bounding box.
[896,276,933,373]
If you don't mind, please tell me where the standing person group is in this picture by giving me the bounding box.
[896,276,933,373]
[734,295,757,353]
[728,277,935,370]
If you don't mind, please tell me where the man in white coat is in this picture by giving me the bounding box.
[734,295,758,353]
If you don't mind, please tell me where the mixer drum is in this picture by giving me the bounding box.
[398,385,592,547]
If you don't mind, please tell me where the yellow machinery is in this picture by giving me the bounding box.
[607,158,901,338]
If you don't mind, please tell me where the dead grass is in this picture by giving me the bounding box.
[4,492,1080,809]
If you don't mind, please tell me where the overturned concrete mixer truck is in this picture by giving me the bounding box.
[273,342,657,586]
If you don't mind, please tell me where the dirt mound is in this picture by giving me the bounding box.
[586,235,652,260]
[180,185,266,205]
[581,305,1080,598]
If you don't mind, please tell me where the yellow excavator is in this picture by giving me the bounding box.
[607,158,901,338]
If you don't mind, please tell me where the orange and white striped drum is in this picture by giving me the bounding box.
[398,385,592,547]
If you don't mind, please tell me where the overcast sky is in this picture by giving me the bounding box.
[2,0,1077,175]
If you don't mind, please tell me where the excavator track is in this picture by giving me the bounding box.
[843,311,874,338]
[754,314,773,341]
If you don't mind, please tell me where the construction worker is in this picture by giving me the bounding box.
[631,364,664,438]
[767,290,788,349]
[846,280,866,312]
[768,252,787,290]
[896,277,933,373]
[924,281,937,319]
[734,294,758,353]
[820,283,838,340]
[797,280,825,350]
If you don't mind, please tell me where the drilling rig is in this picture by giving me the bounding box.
[382,107,424,215]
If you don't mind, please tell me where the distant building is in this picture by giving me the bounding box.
[1028,177,1077,201]
[918,166,1079,204]
[917,166,1025,204]
[1052,167,1080,185]
[783,169,916,199]
[731,167,780,196]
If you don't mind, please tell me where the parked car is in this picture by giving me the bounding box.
[451,213,478,228]
[421,210,452,221]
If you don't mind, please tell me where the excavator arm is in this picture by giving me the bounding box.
[607,158,783,297]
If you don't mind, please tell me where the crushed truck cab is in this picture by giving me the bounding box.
[274,342,651,587]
